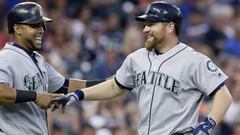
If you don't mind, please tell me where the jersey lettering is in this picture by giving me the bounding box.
[24,73,44,91]
[133,71,180,94]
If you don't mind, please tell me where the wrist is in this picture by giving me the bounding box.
[74,89,84,100]
[15,90,37,103]
[205,117,216,127]
[193,116,216,135]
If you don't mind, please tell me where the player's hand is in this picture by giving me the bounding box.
[171,127,193,135]
[192,117,216,135]
[51,90,82,112]
[35,92,64,109]
[51,96,69,112]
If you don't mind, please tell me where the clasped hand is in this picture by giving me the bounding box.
[51,91,80,112]
[35,92,64,110]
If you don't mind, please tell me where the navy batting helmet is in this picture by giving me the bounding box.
[7,2,52,33]
[136,1,183,36]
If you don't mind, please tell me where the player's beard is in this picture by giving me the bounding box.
[145,35,164,51]
[145,36,155,51]
[26,38,42,51]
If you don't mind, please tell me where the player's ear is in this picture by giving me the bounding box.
[13,24,22,35]
[166,22,175,35]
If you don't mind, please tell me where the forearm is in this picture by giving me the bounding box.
[0,84,38,105]
[0,84,16,104]
[0,84,43,105]
[207,85,233,125]
[68,79,86,92]
[0,88,16,104]
[68,78,107,93]
[82,78,128,101]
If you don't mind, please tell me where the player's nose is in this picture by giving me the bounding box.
[38,26,44,33]
[36,27,44,35]
[143,26,150,33]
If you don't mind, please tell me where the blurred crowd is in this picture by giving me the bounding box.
[1,0,240,135]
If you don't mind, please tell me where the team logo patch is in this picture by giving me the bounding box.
[206,60,217,72]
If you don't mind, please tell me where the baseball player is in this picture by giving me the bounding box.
[0,2,105,135]
[52,1,233,135]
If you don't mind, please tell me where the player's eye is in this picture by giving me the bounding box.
[28,23,44,28]
[144,22,154,27]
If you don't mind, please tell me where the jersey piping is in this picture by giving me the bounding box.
[147,46,188,135]
[147,52,152,76]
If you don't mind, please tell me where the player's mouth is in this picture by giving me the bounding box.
[146,33,153,38]
[35,36,42,44]
[35,35,42,40]
[147,35,153,38]
[146,35,154,40]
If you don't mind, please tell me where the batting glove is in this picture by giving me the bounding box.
[51,89,84,112]
[192,117,216,135]
[65,89,84,106]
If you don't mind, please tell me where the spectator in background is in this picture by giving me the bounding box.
[105,12,123,47]
[49,107,81,135]
[92,44,123,79]
[51,122,65,135]
[81,19,109,62]
[81,122,96,135]
[224,21,240,58]
[71,5,92,42]
[204,4,234,56]
[233,122,240,135]
[122,22,144,55]
[224,58,240,124]
[183,7,209,42]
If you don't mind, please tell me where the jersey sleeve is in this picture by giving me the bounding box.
[46,63,65,93]
[192,57,228,95]
[116,55,135,89]
[0,59,13,86]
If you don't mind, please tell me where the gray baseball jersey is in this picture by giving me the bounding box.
[116,42,228,135]
[0,43,65,135]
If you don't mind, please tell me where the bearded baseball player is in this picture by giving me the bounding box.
[52,1,233,135]
[0,2,105,135]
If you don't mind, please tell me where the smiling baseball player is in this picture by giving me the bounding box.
[0,2,106,135]
[52,1,233,135]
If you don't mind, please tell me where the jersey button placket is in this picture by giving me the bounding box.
[152,58,159,70]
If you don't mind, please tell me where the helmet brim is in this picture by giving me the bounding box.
[43,16,52,22]
[136,14,156,22]
[136,14,170,23]
[20,16,52,24]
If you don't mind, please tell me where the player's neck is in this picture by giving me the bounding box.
[156,36,179,53]
[13,36,33,52]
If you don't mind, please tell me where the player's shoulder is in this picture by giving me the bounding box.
[0,46,18,67]
[181,43,210,62]
[0,43,16,58]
